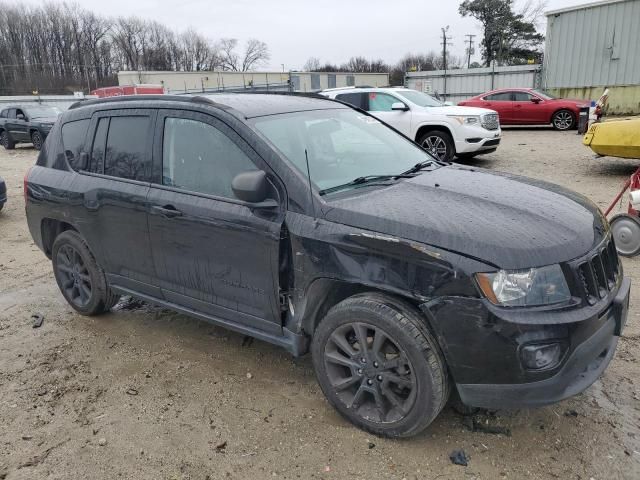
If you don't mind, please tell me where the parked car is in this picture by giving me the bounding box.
[320,87,501,161]
[458,88,587,130]
[25,93,629,438]
[0,176,6,212]
[0,104,61,150]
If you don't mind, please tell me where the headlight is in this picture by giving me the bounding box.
[448,115,480,125]
[475,264,571,307]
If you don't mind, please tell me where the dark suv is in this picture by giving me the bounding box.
[25,94,630,438]
[0,104,61,150]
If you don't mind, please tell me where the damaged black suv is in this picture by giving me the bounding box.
[25,94,630,438]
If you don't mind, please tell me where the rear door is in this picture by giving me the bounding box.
[146,109,285,334]
[79,109,159,296]
[480,92,513,124]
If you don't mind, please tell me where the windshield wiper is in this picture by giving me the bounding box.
[400,159,443,176]
[319,174,412,196]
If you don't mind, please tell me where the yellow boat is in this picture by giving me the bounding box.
[583,118,640,159]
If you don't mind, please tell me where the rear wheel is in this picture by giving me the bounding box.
[31,131,43,150]
[610,214,640,257]
[52,230,120,315]
[552,110,575,130]
[1,131,15,150]
[417,130,455,162]
[312,294,450,438]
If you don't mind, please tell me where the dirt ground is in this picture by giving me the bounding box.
[1,127,639,480]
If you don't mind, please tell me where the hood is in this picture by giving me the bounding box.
[322,165,605,270]
[423,105,497,116]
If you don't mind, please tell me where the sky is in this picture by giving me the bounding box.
[20,0,588,70]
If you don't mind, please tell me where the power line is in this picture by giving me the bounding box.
[465,34,476,69]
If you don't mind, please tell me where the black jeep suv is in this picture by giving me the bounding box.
[25,94,630,438]
[0,104,60,150]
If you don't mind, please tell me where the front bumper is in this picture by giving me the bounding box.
[454,125,502,154]
[422,276,630,410]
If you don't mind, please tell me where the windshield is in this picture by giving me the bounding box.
[396,90,444,107]
[252,109,436,193]
[532,89,556,100]
[26,106,62,119]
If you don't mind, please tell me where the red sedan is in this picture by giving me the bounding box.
[458,88,587,130]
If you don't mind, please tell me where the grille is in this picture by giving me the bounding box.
[481,113,500,130]
[576,237,620,305]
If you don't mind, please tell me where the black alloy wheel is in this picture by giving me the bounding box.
[31,131,43,150]
[323,322,417,424]
[55,243,93,308]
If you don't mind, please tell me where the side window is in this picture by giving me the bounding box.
[327,74,336,89]
[346,75,355,87]
[335,92,367,110]
[104,116,151,181]
[513,92,533,101]
[0,110,6,118]
[368,92,400,112]
[311,73,321,90]
[61,119,90,171]
[484,92,513,101]
[8,109,16,119]
[162,117,257,200]
[15,108,26,119]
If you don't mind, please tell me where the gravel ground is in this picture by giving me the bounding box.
[1,128,639,480]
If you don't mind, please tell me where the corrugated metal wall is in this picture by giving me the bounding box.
[405,65,541,104]
[544,0,640,88]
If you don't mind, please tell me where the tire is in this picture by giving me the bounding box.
[0,203,4,212]
[31,131,43,150]
[610,214,640,257]
[552,109,575,130]
[51,230,120,315]
[312,293,450,438]
[417,130,455,162]
[0,130,15,150]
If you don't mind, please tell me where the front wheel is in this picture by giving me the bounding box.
[52,230,120,315]
[312,294,450,438]
[31,131,43,150]
[552,110,575,130]
[417,130,455,162]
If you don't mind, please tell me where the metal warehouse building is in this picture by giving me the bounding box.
[117,71,389,94]
[543,0,640,114]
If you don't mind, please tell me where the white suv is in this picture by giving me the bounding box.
[320,87,501,161]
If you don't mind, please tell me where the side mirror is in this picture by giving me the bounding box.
[77,152,89,170]
[16,113,25,120]
[232,170,269,203]
[531,97,542,104]
[391,102,409,111]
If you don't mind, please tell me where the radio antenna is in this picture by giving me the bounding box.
[304,149,317,220]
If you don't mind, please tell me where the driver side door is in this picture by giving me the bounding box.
[7,108,30,142]
[146,109,285,334]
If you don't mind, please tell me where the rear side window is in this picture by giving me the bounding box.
[484,92,512,101]
[61,119,90,171]
[103,116,151,181]
[162,117,257,199]
[336,92,367,110]
[8,109,16,119]
[0,109,7,118]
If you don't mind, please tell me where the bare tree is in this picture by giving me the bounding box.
[303,56,321,71]
[218,38,240,71]
[241,39,270,71]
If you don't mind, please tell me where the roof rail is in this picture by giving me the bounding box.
[68,94,229,111]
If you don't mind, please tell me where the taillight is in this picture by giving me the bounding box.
[24,166,33,204]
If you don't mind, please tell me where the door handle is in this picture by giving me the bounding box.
[151,205,183,218]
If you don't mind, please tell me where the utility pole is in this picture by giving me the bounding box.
[441,26,452,100]
[465,34,476,69]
